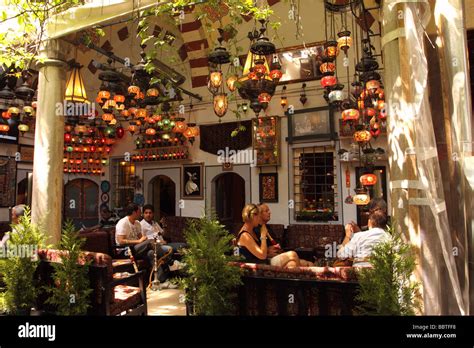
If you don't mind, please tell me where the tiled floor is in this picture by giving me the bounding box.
[147,288,186,316]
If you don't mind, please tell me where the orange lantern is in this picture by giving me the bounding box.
[146,88,159,97]
[321,75,337,88]
[209,71,223,89]
[0,124,10,132]
[173,120,187,133]
[98,90,110,101]
[213,93,228,118]
[226,75,238,92]
[342,109,360,121]
[353,130,372,144]
[128,123,138,135]
[319,62,336,75]
[360,174,378,186]
[136,108,147,118]
[128,85,140,96]
[366,80,380,93]
[324,41,339,59]
[102,113,114,123]
[145,128,156,136]
[114,94,125,103]
[269,69,283,81]
[353,187,370,205]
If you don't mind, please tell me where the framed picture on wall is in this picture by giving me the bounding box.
[182,163,204,200]
[259,173,278,203]
[19,145,34,162]
[286,106,336,143]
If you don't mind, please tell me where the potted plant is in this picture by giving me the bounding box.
[181,215,242,315]
[43,221,93,315]
[0,207,45,315]
[355,224,422,315]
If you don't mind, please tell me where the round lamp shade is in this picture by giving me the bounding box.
[209,71,223,89]
[353,187,370,205]
[360,173,378,186]
[213,93,228,118]
[341,109,360,121]
[321,75,337,88]
[226,75,238,92]
[353,130,372,144]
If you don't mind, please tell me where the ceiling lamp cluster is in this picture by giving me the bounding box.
[0,69,37,136]
[237,19,282,116]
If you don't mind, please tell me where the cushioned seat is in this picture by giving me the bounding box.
[111,285,143,316]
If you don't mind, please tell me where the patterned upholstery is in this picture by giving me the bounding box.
[110,285,142,316]
[286,224,345,250]
[232,262,358,282]
[233,261,359,316]
[37,249,147,315]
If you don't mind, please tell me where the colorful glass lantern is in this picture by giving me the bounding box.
[213,93,228,119]
[319,62,336,75]
[324,41,339,59]
[360,173,377,186]
[353,129,372,144]
[183,127,194,139]
[116,126,125,139]
[269,69,283,82]
[74,124,87,134]
[173,120,188,133]
[258,92,271,104]
[321,75,337,88]
[341,109,360,121]
[328,90,346,105]
[337,31,352,54]
[128,123,138,135]
[102,113,114,123]
[18,123,29,134]
[366,80,381,94]
[2,111,11,119]
[145,127,156,136]
[365,108,377,118]
[0,124,10,132]
[146,88,159,97]
[98,90,110,102]
[152,114,162,122]
[280,96,288,108]
[128,85,140,97]
[253,62,267,76]
[226,75,238,92]
[64,133,72,143]
[65,66,87,102]
[8,107,20,116]
[136,108,147,119]
[23,106,34,116]
[114,94,125,104]
[353,187,370,205]
[209,71,223,89]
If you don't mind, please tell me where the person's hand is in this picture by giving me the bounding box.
[273,243,281,250]
[350,221,361,232]
[344,224,353,238]
[138,236,147,243]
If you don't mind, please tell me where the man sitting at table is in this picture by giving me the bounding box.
[337,210,390,267]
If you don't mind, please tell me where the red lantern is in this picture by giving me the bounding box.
[2,111,11,120]
[379,108,387,119]
[269,69,283,81]
[365,108,377,118]
[254,63,267,76]
[258,92,271,104]
[360,174,378,186]
[116,126,125,139]
[321,75,337,88]
[341,109,360,121]
[64,133,72,143]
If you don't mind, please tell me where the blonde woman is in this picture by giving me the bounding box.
[236,204,306,268]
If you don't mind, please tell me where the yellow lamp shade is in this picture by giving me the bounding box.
[213,93,228,118]
[65,66,88,103]
[353,187,370,205]
[23,106,34,116]
[114,94,125,103]
[209,71,223,89]
[342,109,360,121]
[353,130,372,144]
[226,75,238,92]
[337,31,352,53]
[102,113,114,123]
[146,88,160,97]
[18,124,29,133]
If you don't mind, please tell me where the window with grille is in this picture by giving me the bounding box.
[112,159,136,209]
[293,146,338,221]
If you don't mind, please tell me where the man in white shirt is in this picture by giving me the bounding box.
[337,210,390,267]
[0,205,25,247]
[140,205,186,274]
[115,204,154,266]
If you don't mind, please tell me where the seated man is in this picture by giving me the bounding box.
[140,204,186,272]
[346,197,390,233]
[115,203,154,267]
[0,204,25,247]
[337,210,390,267]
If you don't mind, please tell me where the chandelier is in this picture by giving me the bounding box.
[237,19,282,116]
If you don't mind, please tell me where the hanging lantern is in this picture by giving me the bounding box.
[258,92,271,104]
[183,127,194,139]
[324,41,339,59]
[102,113,114,123]
[136,108,147,119]
[152,114,162,122]
[74,124,87,134]
[209,71,223,89]
[23,106,34,116]
[213,93,228,119]
[0,123,10,132]
[8,107,20,116]
[162,133,170,140]
[128,85,140,97]
[269,69,283,82]
[320,62,336,75]
[366,80,381,94]
[226,75,238,92]
[2,111,11,120]
[360,173,378,186]
[128,123,138,135]
[253,62,267,77]
[18,124,29,135]
[65,65,88,103]
[337,31,352,54]
[351,80,364,98]
[353,187,371,205]
[146,88,159,97]
[64,133,72,143]
[341,109,360,121]
[365,108,377,118]
[280,96,288,108]
[328,90,346,105]
[98,90,110,102]
[173,119,188,133]
[109,118,117,125]
[379,108,387,120]
[145,127,156,136]
[353,129,372,144]
[321,75,337,88]
[116,126,125,139]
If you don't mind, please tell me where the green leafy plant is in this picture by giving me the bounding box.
[44,220,92,315]
[355,224,422,315]
[181,214,242,315]
[0,207,45,315]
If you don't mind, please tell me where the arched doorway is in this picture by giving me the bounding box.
[64,179,99,229]
[149,175,176,219]
[213,172,245,227]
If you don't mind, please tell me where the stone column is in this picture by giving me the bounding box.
[31,39,69,244]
